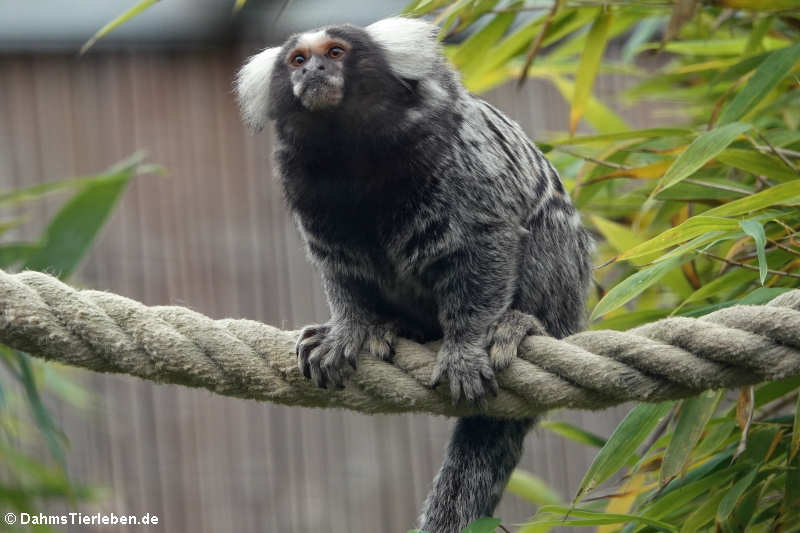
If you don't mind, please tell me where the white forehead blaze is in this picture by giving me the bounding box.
[295,29,330,50]
[365,17,440,80]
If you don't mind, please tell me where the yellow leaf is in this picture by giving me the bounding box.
[570,10,615,135]
[584,160,672,184]
[81,0,160,55]
[597,473,646,533]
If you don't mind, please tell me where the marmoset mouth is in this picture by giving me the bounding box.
[298,78,344,111]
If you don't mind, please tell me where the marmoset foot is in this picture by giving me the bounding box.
[486,310,545,371]
[430,343,498,406]
[296,320,397,388]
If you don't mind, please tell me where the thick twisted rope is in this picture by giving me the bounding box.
[1,268,799,418]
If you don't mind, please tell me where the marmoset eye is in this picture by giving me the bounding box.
[327,46,345,59]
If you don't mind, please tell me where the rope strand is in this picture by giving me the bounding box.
[2,268,799,418]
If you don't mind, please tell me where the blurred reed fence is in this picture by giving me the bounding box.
[0,47,648,532]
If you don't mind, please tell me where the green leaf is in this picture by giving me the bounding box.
[716,148,799,183]
[576,402,673,499]
[744,15,774,54]
[617,216,740,262]
[792,392,800,461]
[525,506,677,532]
[661,391,723,486]
[549,128,692,146]
[641,37,787,56]
[462,12,549,83]
[622,17,666,63]
[703,180,800,217]
[14,352,68,470]
[716,469,760,524]
[680,267,758,307]
[593,309,671,331]
[506,470,563,506]
[550,75,631,134]
[591,254,688,320]
[589,215,647,258]
[0,218,24,236]
[22,156,141,279]
[81,0,161,54]
[540,420,607,448]
[653,122,752,194]
[694,419,737,458]
[679,490,726,533]
[570,10,614,135]
[0,175,104,206]
[453,3,520,77]
[0,242,40,269]
[461,517,501,533]
[786,397,800,519]
[718,43,800,125]
[753,375,800,409]
[711,51,770,86]
[738,219,768,284]
[641,463,742,520]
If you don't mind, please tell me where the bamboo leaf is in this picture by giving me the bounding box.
[593,309,671,331]
[15,352,68,470]
[526,506,677,532]
[716,469,759,524]
[461,517,501,533]
[454,3,520,78]
[679,490,726,533]
[680,267,758,307]
[617,216,740,262]
[549,128,692,146]
[597,473,646,533]
[575,402,673,499]
[744,15,774,54]
[22,155,143,279]
[703,180,800,217]
[717,148,799,183]
[653,122,752,195]
[718,43,800,126]
[792,393,800,461]
[0,242,40,269]
[570,10,614,135]
[622,17,666,63]
[641,37,787,56]
[591,255,689,319]
[0,175,108,206]
[660,391,723,486]
[711,51,769,86]
[506,470,563,506]
[540,420,607,448]
[589,215,644,254]
[738,219,768,285]
[550,75,631,134]
[587,160,672,184]
[718,0,800,9]
[81,0,161,54]
[462,13,549,83]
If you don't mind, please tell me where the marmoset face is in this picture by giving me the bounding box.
[236,18,443,131]
[284,30,350,111]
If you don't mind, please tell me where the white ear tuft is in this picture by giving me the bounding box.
[235,46,282,131]
[366,17,441,80]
